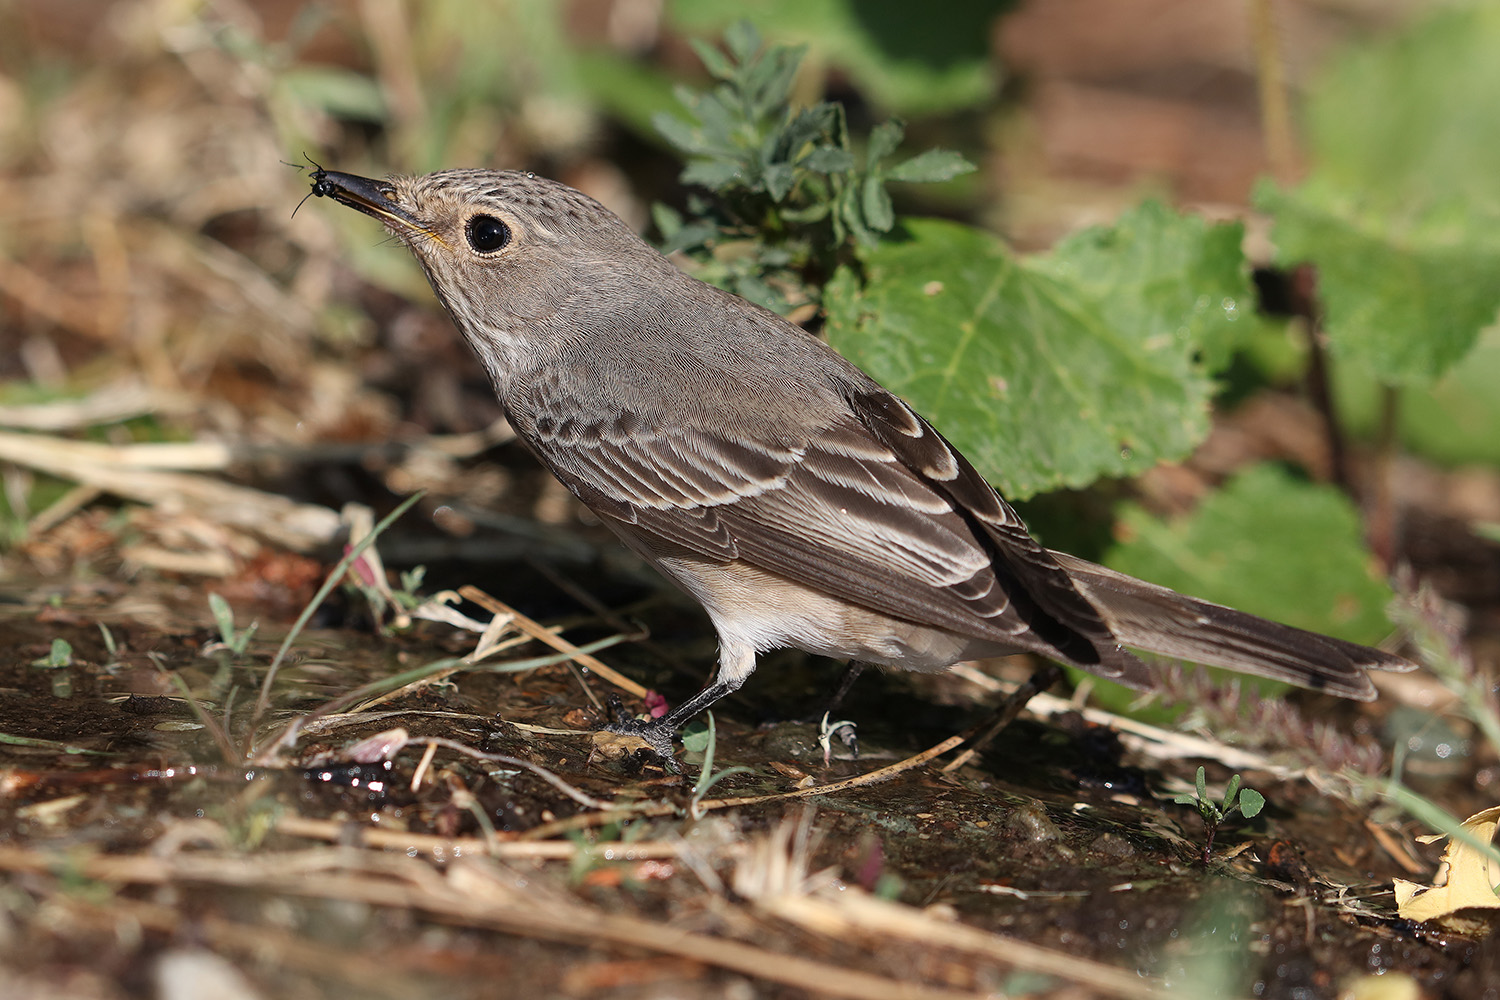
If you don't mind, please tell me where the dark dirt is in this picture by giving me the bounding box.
[1,574,1496,999]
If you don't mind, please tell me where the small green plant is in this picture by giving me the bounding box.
[205,592,258,658]
[32,638,73,669]
[30,638,74,698]
[652,20,974,314]
[684,712,755,819]
[347,561,430,633]
[1174,766,1266,862]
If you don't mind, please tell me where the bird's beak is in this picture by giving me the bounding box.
[309,169,447,247]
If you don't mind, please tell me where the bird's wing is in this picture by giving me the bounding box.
[523,383,1145,680]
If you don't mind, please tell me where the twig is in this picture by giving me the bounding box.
[940,664,1059,773]
[765,887,1174,1000]
[272,813,746,861]
[0,430,340,551]
[0,846,988,1000]
[403,736,612,810]
[524,553,693,676]
[459,585,647,699]
[944,663,1294,777]
[519,731,970,840]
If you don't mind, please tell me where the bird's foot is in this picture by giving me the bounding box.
[599,695,681,773]
[817,712,859,766]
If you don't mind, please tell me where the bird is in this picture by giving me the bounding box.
[309,166,1415,760]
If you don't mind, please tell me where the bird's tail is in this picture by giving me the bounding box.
[1049,552,1417,701]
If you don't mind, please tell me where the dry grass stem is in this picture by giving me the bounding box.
[459,584,648,698]
[0,845,991,1000]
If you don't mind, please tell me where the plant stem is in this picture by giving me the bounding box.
[1367,383,1402,568]
[1249,0,1298,184]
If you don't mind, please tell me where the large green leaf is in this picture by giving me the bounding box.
[824,204,1251,498]
[1259,4,1500,383]
[1104,464,1394,646]
[668,0,1007,116]
[1336,324,1500,467]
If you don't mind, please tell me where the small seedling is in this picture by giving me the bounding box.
[1174,765,1266,862]
[31,638,73,669]
[205,592,258,657]
[685,712,755,819]
[347,556,430,632]
[30,638,74,698]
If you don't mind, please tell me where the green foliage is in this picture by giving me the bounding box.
[686,712,755,818]
[669,0,1006,116]
[1257,3,1500,384]
[207,592,258,658]
[31,638,73,669]
[825,204,1253,498]
[1173,766,1266,862]
[653,22,975,313]
[30,638,74,698]
[1337,327,1500,467]
[1104,464,1394,645]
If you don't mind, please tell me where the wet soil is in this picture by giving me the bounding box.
[1,576,1496,1000]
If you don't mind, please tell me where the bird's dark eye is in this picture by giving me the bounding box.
[466,214,511,253]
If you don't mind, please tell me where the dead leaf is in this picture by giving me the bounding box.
[1393,805,1500,921]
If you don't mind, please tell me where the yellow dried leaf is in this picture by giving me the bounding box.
[1393,805,1500,921]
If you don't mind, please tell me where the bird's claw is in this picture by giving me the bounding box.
[602,695,681,772]
[817,711,858,766]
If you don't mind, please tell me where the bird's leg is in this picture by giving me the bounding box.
[826,660,868,714]
[604,644,757,769]
[814,660,868,763]
[602,679,739,771]
[946,662,1063,771]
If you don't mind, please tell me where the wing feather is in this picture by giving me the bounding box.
[526,382,1141,677]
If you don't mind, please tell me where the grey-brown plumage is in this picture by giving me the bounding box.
[310,167,1415,748]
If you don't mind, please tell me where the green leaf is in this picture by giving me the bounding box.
[801,146,854,173]
[680,722,712,755]
[837,183,875,247]
[688,37,736,80]
[781,105,839,158]
[670,0,1001,116]
[1258,5,1500,382]
[1335,326,1500,466]
[681,159,744,190]
[1238,789,1266,820]
[1259,182,1500,382]
[1195,766,1207,802]
[652,202,684,240]
[747,47,805,121]
[1104,464,1395,646]
[886,148,976,183]
[652,110,702,154]
[1222,774,1242,811]
[208,592,236,646]
[866,118,905,166]
[861,175,894,232]
[825,204,1251,497]
[723,19,762,63]
[764,162,796,202]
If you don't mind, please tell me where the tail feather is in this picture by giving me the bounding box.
[1050,552,1417,701]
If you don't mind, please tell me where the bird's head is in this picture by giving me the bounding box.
[309,167,672,377]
